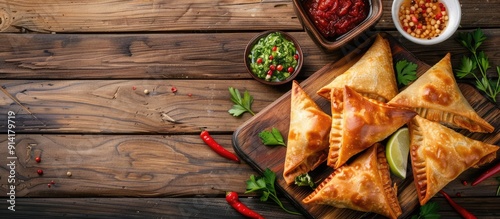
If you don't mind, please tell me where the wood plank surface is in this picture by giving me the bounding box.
[0,197,299,219]
[0,0,301,33]
[0,79,286,133]
[0,0,499,33]
[0,197,498,219]
[1,30,500,79]
[0,134,255,197]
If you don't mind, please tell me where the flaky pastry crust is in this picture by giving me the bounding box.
[283,81,332,184]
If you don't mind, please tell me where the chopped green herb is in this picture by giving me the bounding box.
[258,127,286,146]
[246,168,301,215]
[411,201,441,219]
[455,28,500,102]
[395,59,418,87]
[294,173,315,189]
[228,87,255,117]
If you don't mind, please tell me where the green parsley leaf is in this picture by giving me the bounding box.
[455,56,476,78]
[258,127,286,146]
[411,201,440,219]
[395,59,418,87]
[245,168,300,215]
[471,28,487,51]
[228,87,255,117]
[455,28,500,102]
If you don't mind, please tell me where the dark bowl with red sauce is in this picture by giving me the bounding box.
[292,0,383,52]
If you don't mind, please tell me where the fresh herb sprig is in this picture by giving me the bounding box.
[395,59,418,87]
[456,28,500,102]
[411,201,441,219]
[228,87,256,117]
[246,168,301,215]
[258,128,286,146]
[294,173,316,189]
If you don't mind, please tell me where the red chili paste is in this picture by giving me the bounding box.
[304,0,370,39]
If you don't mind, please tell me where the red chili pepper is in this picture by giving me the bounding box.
[200,130,240,163]
[471,161,500,186]
[439,190,477,219]
[226,191,264,219]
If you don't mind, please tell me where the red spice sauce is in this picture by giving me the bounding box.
[303,0,370,40]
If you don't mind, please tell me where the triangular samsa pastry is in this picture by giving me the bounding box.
[388,53,494,133]
[283,80,332,185]
[317,34,398,103]
[303,143,402,219]
[327,86,417,168]
[409,115,499,205]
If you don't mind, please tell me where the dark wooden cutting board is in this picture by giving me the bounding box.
[232,32,500,219]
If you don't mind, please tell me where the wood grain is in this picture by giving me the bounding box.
[232,33,500,218]
[0,134,257,197]
[0,197,302,219]
[0,0,300,33]
[0,30,499,79]
[0,197,498,219]
[0,1,499,33]
[0,79,287,133]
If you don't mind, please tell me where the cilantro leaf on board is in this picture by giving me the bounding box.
[258,127,286,146]
[228,87,255,117]
[395,59,418,87]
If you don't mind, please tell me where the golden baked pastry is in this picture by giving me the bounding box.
[389,53,494,133]
[328,86,417,169]
[303,143,402,219]
[317,34,398,103]
[283,81,332,185]
[409,115,499,205]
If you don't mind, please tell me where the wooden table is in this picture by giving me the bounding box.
[0,1,498,218]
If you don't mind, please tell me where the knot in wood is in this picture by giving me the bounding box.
[0,8,12,32]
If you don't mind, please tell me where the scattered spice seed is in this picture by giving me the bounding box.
[47,183,51,188]
[188,93,192,97]
[144,89,150,95]
[35,156,41,163]
[50,180,55,185]
[462,180,468,186]
[132,86,137,90]
[37,169,43,175]
[67,171,72,177]
[171,86,177,93]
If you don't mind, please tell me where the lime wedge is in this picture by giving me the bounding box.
[386,127,411,179]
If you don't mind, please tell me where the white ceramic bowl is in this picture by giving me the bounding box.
[392,0,461,45]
